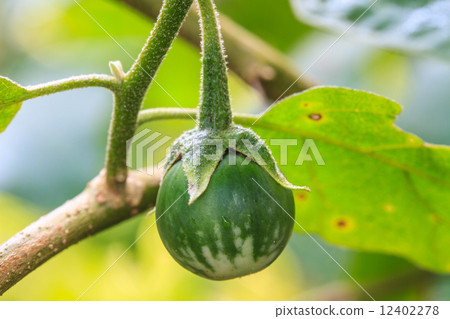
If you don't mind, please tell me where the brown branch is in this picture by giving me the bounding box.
[120,0,317,101]
[0,169,161,296]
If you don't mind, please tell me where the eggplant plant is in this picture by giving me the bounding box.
[0,0,449,298]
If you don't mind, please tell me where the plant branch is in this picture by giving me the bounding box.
[0,74,119,108]
[26,74,120,96]
[0,0,195,294]
[0,0,316,298]
[104,0,194,188]
[119,0,317,101]
[137,107,256,127]
[0,170,161,296]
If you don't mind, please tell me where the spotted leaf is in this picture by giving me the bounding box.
[251,87,450,273]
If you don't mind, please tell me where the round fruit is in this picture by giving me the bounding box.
[155,153,295,280]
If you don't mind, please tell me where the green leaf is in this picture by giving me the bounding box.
[253,87,450,273]
[0,76,29,106]
[0,103,22,133]
[290,0,450,60]
[0,76,30,132]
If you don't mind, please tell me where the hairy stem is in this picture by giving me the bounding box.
[138,107,256,126]
[120,0,317,101]
[104,0,194,188]
[26,74,120,96]
[0,170,161,296]
[1,74,119,107]
[197,0,232,130]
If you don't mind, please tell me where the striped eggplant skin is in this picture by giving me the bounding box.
[155,153,295,280]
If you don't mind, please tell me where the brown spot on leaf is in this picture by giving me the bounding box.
[336,219,347,228]
[302,102,309,107]
[309,113,322,121]
[431,214,441,223]
[333,217,354,232]
[296,193,307,201]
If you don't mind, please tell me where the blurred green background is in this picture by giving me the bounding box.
[0,0,449,300]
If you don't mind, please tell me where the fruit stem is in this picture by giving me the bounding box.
[197,0,233,131]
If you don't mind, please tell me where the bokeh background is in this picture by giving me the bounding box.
[0,0,449,300]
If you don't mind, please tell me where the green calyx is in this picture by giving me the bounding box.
[163,125,309,204]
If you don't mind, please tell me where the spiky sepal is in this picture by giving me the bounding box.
[163,125,309,204]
